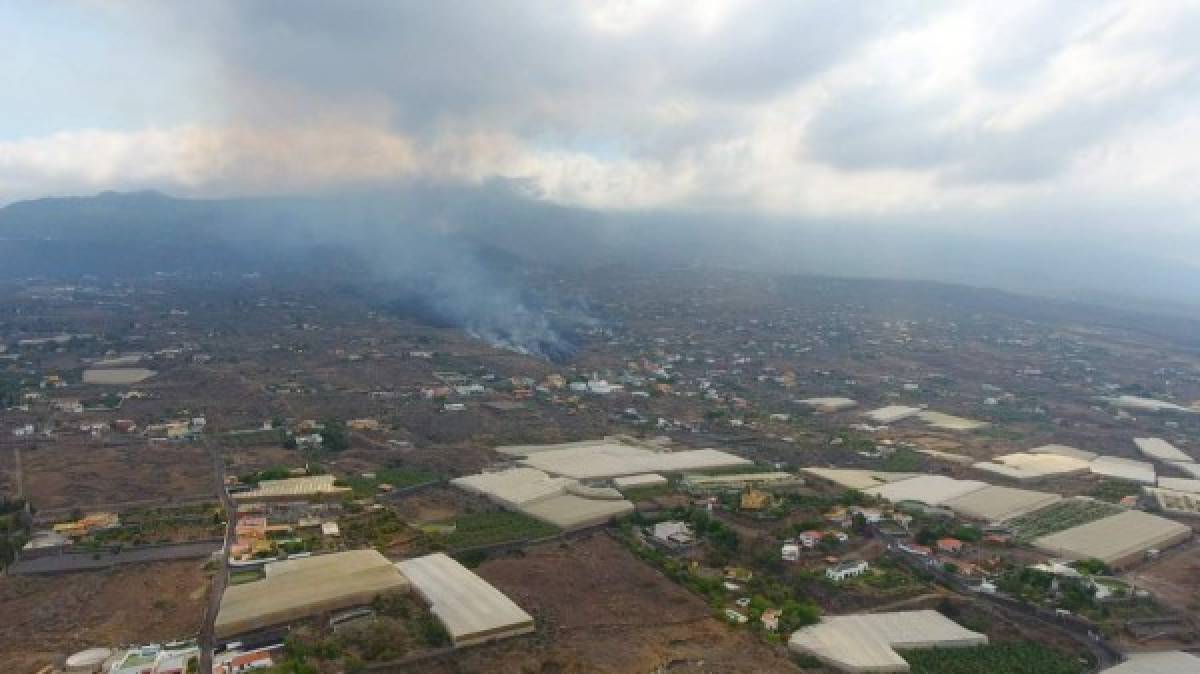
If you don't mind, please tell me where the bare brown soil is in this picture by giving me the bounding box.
[21,441,213,512]
[405,534,801,673]
[1121,539,1200,616]
[0,560,211,673]
[389,486,471,523]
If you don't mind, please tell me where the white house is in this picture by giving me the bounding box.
[652,521,695,546]
[295,433,323,448]
[851,507,884,523]
[826,560,869,582]
[781,543,801,562]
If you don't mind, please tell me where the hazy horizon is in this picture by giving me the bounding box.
[3,1,1200,306]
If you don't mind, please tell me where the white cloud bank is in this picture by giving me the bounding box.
[1,0,1199,246]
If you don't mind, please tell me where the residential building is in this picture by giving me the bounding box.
[652,521,695,546]
[937,538,964,555]
[826,559,869,581]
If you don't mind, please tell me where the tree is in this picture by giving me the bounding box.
[851,512,868,534]
[321,420,349,452]
[778,599,821,632]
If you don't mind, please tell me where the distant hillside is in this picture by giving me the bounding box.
[2,188,1199,320]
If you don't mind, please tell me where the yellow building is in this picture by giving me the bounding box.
[53,512,120,538]
[347,418,382,431]
[741,489,772,511]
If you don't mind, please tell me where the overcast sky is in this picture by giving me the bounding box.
[3,1,1200,266]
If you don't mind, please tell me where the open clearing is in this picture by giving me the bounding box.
[21,441,213,513]
[0,560,209,672]
[425,534,801,673]
[1121,539,1200,616]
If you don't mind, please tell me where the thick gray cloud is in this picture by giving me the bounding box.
[4,1,1200,305]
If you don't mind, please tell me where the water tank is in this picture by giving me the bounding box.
[65,647,112,672]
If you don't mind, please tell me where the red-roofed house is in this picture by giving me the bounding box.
[937,538,964,555]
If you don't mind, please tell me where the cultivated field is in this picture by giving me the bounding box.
[1006,499,1124,541]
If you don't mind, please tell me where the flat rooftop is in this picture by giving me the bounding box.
[216,549,409,638]
[1109,395,1195,413]
[1033,510,1192,567]
[1157,477,1200,494]
[612,473,667,489]
[232,474,352,502]
[1089,456,1156,485]
[798,397,858,411]
[1028,444,1098,461]
[865,475,988,506]
[1134,438,1193,463]
[943,485,1062,522]
[82,368,156,385]
[451,467,633,530]
[520,493,633,530]
[1102,651,1200,673]
[801,468,920,491]
[863,405,922,424]
[788,610,987,673]
[682,472,799,486]
[917,410,989,431]
[517,442,750,480]
[973,452,1092,481]
[452,468,574,508]
[397,553,534,647]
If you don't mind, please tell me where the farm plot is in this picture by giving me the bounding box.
[903,642,1086,674]
[1006,498,1124,542]
[441,512,559,550]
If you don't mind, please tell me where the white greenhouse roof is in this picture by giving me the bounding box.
[397,553,534,647]
[1134,438,1193,463]
[788,610,987,673]
[865,475,988,506]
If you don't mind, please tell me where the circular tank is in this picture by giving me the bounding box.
[65,647,113,672]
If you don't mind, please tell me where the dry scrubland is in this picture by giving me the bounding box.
[20,442,213,512]
[419,535,802,673]
[0,560,210,672]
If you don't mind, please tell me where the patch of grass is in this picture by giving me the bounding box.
[230,569,265,585]
[342,468,438,498]
[1088,479,1139,504]
[881,448,924,472]
[620,485,676,501]
[901,642,1087,674]
[441,511,558,550]
[1006,499,1124,541]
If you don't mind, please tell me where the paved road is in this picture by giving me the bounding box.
[200,448,236,674]
[875,527,1120,672]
